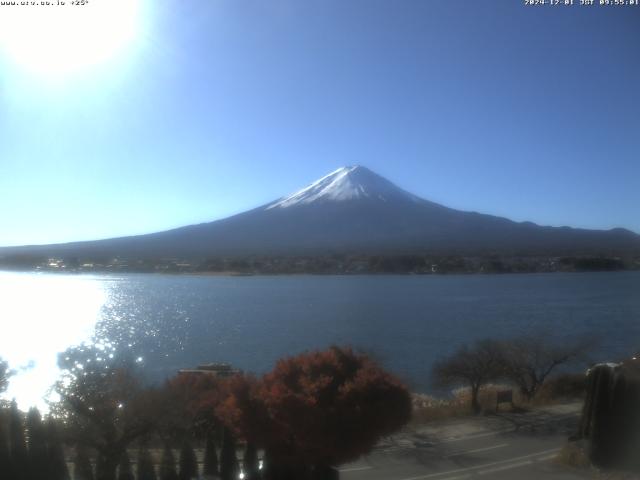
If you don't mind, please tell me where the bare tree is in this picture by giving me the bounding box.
[433,339,504,414]
[500,333,592,401]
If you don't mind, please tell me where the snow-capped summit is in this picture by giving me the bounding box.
[266,165,420,209]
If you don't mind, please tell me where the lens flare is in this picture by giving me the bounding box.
[0,0,141,77]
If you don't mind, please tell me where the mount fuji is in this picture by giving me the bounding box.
[2,166,639,259]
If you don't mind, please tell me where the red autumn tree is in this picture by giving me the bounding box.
[220,346,412,473]
[216,374,269,444]
[162,372,224,437]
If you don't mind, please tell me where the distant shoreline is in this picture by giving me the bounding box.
[1,252,639,277]
[1,262,638,277]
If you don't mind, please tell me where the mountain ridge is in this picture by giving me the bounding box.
[1,166,639,260]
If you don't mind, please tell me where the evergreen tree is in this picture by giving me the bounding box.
[46,418,70,480]
[74,446,95,480]
[136,448,157,480]
[117,452,135,480]
[202,431,218,477]
[26,408,48,480]
[243,443,259,480]
[9,400,28,480]
[159,445,178,480]
[260,451,276,480]
[96,451,125,480]
[95,455,106,480]
[0,411,11,480]
[178,441,198,480]
[219,428,238,480]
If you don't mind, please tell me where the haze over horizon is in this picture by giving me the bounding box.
[1,0,639,247]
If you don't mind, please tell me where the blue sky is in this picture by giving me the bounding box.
[0,0,638,246]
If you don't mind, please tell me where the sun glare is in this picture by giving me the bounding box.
[0,272,106,411]
[0,0,141,77]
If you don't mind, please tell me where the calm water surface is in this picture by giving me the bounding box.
[1,271,639,409]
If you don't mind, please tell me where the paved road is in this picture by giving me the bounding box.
[340,403,591,480]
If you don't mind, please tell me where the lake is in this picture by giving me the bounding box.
[1,270,639,410]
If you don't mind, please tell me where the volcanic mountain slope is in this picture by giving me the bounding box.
[2,166,639,258]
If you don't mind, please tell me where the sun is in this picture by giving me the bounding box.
[0,0,141,77]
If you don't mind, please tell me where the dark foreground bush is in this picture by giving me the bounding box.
[579,361,640,472]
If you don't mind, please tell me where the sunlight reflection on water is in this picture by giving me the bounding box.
[1,270,638,412]
[0,272,106,411]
